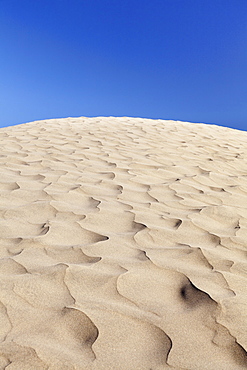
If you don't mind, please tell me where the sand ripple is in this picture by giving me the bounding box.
[0,117,246,369]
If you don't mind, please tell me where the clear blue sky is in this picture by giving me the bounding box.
[1,0,247,131]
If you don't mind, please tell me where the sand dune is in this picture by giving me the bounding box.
[0,116,246,369]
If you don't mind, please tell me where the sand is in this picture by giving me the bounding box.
[0,116,246,369]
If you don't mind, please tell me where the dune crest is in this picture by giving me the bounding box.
[0,116,246,369]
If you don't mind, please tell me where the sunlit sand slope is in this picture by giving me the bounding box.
[0,116,246,369]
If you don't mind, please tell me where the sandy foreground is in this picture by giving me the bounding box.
[0,116,246,370]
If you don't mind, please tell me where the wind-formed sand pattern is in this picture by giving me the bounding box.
[0,116,246,369]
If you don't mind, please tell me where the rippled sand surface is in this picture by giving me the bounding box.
[0,117,246,369]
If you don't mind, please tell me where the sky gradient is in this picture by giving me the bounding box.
[1,0,247,131]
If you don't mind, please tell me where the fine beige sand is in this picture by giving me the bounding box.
[0,116,247,370]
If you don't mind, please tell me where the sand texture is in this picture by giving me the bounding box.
[0,116,247,369]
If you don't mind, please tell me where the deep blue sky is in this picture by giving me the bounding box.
[1,0,247,131]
